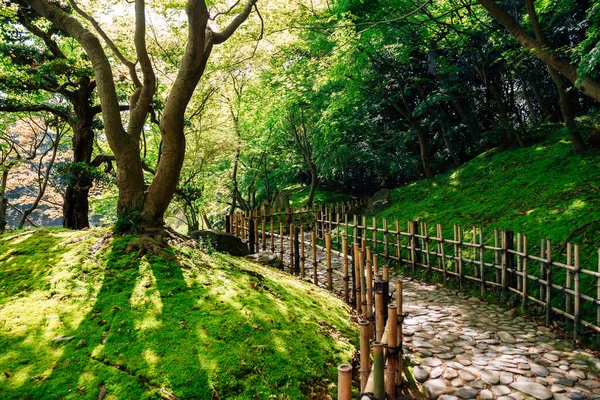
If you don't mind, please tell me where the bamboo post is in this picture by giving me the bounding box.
[383,218,389,257]
[545,239,552,326]
[289,223,295,275]
[506,230,515,289]
[248,218,256,254]
[494,228,500,285]
[386,304,397,400]
[373,341,385,400]
[326,232,333,291]
[270,216,275,253]
[424,222,431,273]
[354,243,362,311]
[362,216,367,249]
[360,321,370,392]
[597,249,600,327]
[501,230,508,293]
[479,228,485,297]
[372,216,377,253]
[279,222,284,262]
[458,225,463,290]
[566,243,573,323]
[375,290,384,341]
[383,265,389,282]
[409,221,417,272]
[516,233,522,291]
[366,256,374,338]
[574,244,580,340]
[353,215,358,248]
[254,218,259,253]
[337,364,353,400]
[360,251,368,320]
[438,224,447,280]
[262,218,267,251]
[225,214,231,234]
[472,226,478,279]
[395,219,401,260]
[522,235,528,309]
[539,238,546,301]
[396,281,403,386]
[294,225,300,275]
[343,235,349,303]
[300,226,305,278]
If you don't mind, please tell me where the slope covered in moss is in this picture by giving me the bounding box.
[0,228,357,399]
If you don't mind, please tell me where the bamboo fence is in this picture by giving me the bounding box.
[228,201,600,399]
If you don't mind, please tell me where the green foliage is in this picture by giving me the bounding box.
[113,209,142,234]
[0,229,358,399]
[54,162,106,188]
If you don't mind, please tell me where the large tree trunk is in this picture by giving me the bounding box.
[307,162,317,208]
[63,78,96,229]
[525,0,586,152]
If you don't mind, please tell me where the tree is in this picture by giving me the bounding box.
[22,0,260,228]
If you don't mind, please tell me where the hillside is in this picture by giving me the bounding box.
[373,132,600,267]
[0,229,357,399]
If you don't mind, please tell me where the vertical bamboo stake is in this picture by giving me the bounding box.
[409,221,416,272]
[438,224,447,280]
[494,228,500,285]
[262,218,267,251]
[354,243,362,311]
[386,304,397,400]
[366,256,374,337]
[597,249,600,327]
[545,239,552,326]
[254,218,259,253]
[337,364,352,400]
[522,235,528,309]
[458,226,463,290]
[375,291,384,341]
[516,233,522,291]
[472,226,478,278]
[362,216,367,249]
[373,341,385,400]
[372,216,377,253]
[270,216,275,253]
[566,243,573,322]
[373,254,379,275]
[300,225,305,278]
[501,230,508,292]
[360,251,368,320]
[539,238,546,301]
[343,235,349,303]
[326,232,333,291]
[312,226,318,286]
[359,321,370,392]
[396,281,403,386]
[395,219,401,260]
[479,228,485,297]
[279,222,284,262]
[289,223,295,275]
[453,224,458,274]
[574,244,580,340]
[425,222,431,273]
[383,218,389,257]
[353,215,358,249]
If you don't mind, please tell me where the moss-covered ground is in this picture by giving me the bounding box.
[0,228,358,399]
[285,185,352,208]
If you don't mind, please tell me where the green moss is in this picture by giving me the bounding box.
[0,229,358,399]
[285,184,352,208]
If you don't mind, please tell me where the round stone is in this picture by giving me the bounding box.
[414,366,430,383]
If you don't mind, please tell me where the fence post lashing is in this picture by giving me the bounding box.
[326,232,333,291]
[574,244,580,340]
[373,341,385,400]
[522,235,528,309]
[343,235,349,303]
[312,226,318,286]
[386,304,398,400]
[248,218,255,254]
[359,320,370,392]
[337,364,353,400]
[300,226,305,278]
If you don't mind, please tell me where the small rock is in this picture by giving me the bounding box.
[568,393,586,400]
[532,365,550,377]
[423,358,443,367]
[458,370,477,382]
[481,370,500,385]
[431,366,444,379]
[51,335,75,343]
[414,366,430,383]
[456,387,479,399]
[492,385,512,396]
[480,389,494,400]
[501,372,514,385]
[499,331,517,344]
[424,379,454,400]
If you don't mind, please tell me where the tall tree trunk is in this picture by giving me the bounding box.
[525,0,586,152]
[307,162,317,208]
[63,78,96,229]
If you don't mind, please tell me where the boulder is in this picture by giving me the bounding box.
[257,198,272,216]
[190,230,250,256]
[247,252,284,270]
[366,189,391,213]
[271,191,290,212]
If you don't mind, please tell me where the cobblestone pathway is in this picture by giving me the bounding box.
[253,235,600,400]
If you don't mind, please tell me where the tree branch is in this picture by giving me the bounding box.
[212,0,258,44]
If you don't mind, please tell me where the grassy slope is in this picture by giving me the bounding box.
[375,136,600,265]
[0,229,357,399]
[285,184,352,208]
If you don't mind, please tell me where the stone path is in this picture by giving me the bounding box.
[252,235,600,400]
